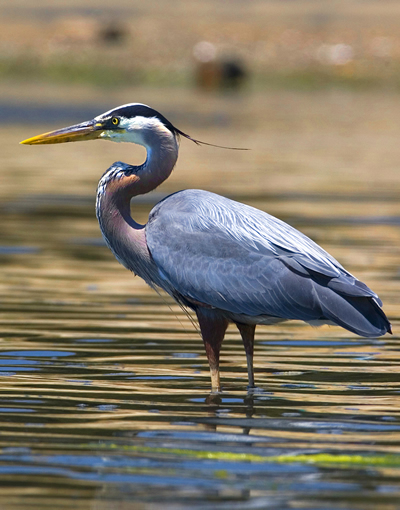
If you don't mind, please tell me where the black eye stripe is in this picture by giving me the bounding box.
[108,104,176,133]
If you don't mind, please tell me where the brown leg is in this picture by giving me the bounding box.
[196,308,229,392]
[236,323,256,388]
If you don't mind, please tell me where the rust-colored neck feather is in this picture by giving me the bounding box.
[95,126,178,288]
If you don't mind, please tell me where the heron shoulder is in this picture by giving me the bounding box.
[148,189,342,273]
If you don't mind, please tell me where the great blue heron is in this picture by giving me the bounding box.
[21,103,391,391]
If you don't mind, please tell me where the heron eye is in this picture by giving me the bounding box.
[111,117,120,126]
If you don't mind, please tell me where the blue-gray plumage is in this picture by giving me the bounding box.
[21,103,392,392]
[147,189,386,336]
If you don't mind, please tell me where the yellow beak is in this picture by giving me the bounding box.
[20,120,104,145]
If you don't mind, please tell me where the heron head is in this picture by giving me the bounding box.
[20,103,246,150]
[20,103,180,146]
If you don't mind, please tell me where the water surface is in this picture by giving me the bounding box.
[1,95,400,509]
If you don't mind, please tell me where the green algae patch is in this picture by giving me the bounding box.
[269,453,400,468]
[91,443,400,469]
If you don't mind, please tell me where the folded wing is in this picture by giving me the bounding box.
[146,190,390,337]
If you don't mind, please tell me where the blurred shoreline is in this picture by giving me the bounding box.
[2,1,400,92]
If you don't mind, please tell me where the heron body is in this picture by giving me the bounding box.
[21,103,391,391]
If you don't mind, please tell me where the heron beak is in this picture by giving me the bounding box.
[20,119,105,145]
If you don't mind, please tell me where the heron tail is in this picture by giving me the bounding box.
[318,290,392,337]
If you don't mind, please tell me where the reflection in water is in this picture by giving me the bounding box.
[0,189,399,509]
[1,90,400,510]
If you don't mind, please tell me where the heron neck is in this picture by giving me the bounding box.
[100,130,178,220]
[95,131,179,285]
[136,131,179,196]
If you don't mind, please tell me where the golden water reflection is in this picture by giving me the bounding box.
[1,91,400,508]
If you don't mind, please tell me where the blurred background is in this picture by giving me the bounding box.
[3,0,400,196]
[1,1,400,509]
[2,0,400,199]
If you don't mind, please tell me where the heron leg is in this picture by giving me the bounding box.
[196,308,229,393]
[236,323,256,388]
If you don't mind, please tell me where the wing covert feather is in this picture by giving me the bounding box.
[146,190,379,319]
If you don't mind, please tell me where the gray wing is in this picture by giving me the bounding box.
[146,190,385,333]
